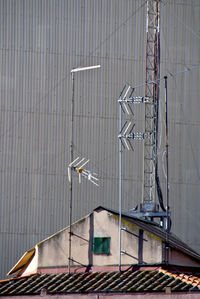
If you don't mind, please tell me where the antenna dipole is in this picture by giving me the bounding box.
[118,85,151,271]
[68,157,99,186]
[118,2,171,270]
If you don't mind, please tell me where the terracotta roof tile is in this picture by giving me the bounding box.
[160,269,200,289]
[0,268,200,295]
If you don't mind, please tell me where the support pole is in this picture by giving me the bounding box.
[68,65,100,273]
[142,0,160,211]
[118,101,122,271]
[164,75,169,263]
[69,72,75,273]
[164,76,170,233]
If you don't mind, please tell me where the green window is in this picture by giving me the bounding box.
[93,237,111,254]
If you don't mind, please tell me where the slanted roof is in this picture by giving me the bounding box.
[0,267,200,295]
[7,213,90,276]
[7,248,35,276]
[94,206,200,262]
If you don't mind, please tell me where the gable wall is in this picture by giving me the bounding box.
[92,210,163,266]
[143,232,162,264]
[169,248,200,267]
[38,215,90,268]
[36,210,163,269]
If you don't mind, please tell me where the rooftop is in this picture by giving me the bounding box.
[1,267,200,296]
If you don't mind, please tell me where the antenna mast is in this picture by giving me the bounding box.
[68,65,100,273]
[141,0,160,213]
[118,0,168,223]
[118,0,171,270]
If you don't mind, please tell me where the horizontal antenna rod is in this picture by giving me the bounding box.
[71,65,101,73]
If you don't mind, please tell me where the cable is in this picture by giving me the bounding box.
[162,150,167,179]
[126,64,200,91]
[172,3,200,41]
[75,0,147,68]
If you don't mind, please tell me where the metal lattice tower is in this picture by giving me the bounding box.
[141,0,160,212]
[118,0,170,270]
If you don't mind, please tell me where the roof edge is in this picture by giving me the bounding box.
[7,248,36,276]
[94,206,200,261]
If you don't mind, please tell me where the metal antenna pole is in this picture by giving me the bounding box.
[164,75,170,263]
[164,76,170,233]
[68,65,100,274]
[68,71,74,273]
[118,97,122,272]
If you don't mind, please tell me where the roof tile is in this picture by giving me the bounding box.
[1,268,200,295]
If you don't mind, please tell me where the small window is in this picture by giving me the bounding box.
[93,237,111,254]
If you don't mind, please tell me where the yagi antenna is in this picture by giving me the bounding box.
[68,157,99,186]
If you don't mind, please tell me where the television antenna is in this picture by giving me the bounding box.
[68,64,101,273]
[68,156,99,186]
[118,0,170,270]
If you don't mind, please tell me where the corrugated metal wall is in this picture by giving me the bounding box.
[0,0,199,278]
[161,0,200,251]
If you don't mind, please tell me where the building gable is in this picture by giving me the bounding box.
[7,206,200,277]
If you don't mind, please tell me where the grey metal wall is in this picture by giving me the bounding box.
[0,0,199,279]
[160,0,200,252]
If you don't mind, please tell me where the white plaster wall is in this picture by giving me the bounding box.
[143,232,162,264]
[121,218,139,264]
[38,216,90,268]
[36,209,163,269]
[93,210,163,266]
[22,246,38,276]
[70,216,91,267]
[93,210,119,265]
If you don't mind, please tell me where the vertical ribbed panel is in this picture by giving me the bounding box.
[0,0,200,278]
[160,0,200,250]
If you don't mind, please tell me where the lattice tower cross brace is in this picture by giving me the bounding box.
[142,0,160,208]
